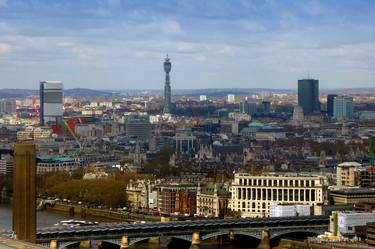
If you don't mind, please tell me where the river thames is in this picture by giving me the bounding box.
[0,204,256,249]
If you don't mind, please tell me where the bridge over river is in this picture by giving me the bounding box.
[35,215,329,248]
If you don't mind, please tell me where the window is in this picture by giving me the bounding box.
[272,189,277,201]
[239,179,242,185]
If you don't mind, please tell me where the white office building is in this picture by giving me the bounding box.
[229,173,326,218]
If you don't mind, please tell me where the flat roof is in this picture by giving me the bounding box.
[331,188,375,195]
[37,156,75,163]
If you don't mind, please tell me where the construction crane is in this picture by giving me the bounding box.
[62,118,84,152]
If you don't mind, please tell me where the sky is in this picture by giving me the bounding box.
[0,0,374,90]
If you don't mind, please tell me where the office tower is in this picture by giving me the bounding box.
[227,94,235,103]
[125,117,151,140]
[0,99,16,114]
[327,94,337,117]
[333,96,354,120]
[298,78,320,114]
[39,81,63,126]
[239,99,257,115]
[163,55,172,114]
[13,144,36,243]
[262,99,271,114]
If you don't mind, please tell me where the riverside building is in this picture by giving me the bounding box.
[229,173,326,218]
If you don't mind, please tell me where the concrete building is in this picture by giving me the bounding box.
[0,154,13,176]
[199,95,207,101]
[359,167,375,188]
[336,162,362,187]
[227,94,235,103]
[292,105,304,125]
[330,188,375,205]
[229,173,325,218]
[13,144,36,243]
[125,118,151,140]
[0,99,16,114]
[196,182,231,218]
[298,78,320,114]
[239,99,257,115]
[39,81,63,126]
[333,96,354,120]
[174,127,195,155]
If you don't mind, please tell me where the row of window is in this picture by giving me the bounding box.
[238,178,316,187]
[234,188,318,202]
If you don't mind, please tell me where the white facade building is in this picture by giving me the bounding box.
[229,173,325,217]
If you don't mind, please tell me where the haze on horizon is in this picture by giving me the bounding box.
[0,0,374,90]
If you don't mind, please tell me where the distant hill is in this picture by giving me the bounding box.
[0,89,38,98]
[64,88,116,97]
[0,87,374,98]
[0,88,116,98]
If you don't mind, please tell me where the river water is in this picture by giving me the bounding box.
[0,204,256,249]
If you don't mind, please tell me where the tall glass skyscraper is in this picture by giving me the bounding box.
[327,94,337,117]
[333,96,353,120]
[298,78,320,114]
[163,55,172,114]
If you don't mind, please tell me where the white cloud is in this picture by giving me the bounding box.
[217,46,236,56]
[0,42,11,53]
[160,20,184,35]
[72,46,95,60]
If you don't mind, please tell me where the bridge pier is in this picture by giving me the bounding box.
[190,231,200,248]
[120,235,129,249]
[148,236,160,244]
[80,240,91,248]
[50,240,58,249]
[229,231,235,241]
[257,230,270,249]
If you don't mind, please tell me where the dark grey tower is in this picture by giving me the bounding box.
[163,55,172,114]
[298,78,320,114]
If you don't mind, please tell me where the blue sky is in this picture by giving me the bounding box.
[0,0,374,89]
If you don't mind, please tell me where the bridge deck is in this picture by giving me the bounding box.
[36,215,330,243]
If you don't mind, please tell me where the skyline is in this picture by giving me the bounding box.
[0,0,374,89]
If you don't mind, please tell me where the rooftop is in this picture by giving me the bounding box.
[37,156,75,163]
[331,188,375,195]
[337,162,362,167]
